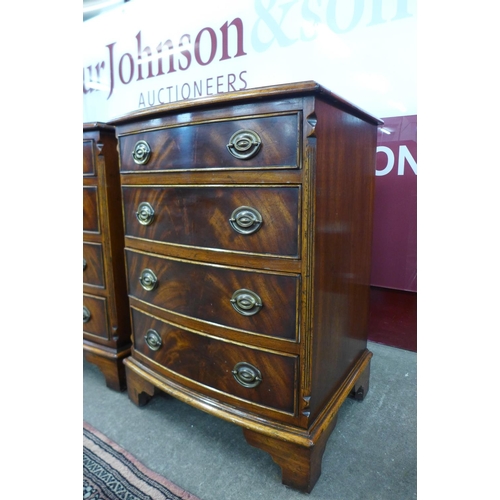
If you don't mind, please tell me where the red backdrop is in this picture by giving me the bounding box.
[368,115,417,352]
[371,115,417,292]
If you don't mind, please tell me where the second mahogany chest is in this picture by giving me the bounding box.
[83,123,131,390]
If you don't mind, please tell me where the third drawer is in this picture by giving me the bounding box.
[83,242,105,288]
[126,249,299,341]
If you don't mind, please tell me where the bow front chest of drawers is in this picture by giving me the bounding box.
[111,82,381,492]
[83,123,131,391]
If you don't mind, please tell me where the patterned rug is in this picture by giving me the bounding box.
[83,422,201,500]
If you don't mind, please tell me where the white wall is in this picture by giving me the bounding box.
[83,0,416,122]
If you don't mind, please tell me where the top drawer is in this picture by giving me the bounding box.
[118,113,300,173]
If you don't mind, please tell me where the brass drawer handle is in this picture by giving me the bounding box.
[227,129,262,160]
[230,289,262,316]
[83,258,87,271]
[229,206,263,235]
[232,362,262,388]
[136,201,155,226]
[132,140,152,165]
[83,306,91,323]
[144,329,162,351]
[139,268,158,291]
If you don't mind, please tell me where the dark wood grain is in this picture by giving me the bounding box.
[83,140,95,175]
[119,113,300,172]
[122,185,300,257]
[129,297,301,356]
[83,294,108,339]
[126,250,299,340]
[83,186,99,233]
[308,99,377,421]
[83,242,105,288]
[131,308,297,413]
[83,124,132,390]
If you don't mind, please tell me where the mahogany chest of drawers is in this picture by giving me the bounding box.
[111,81,381,492]
[83,123,131,391]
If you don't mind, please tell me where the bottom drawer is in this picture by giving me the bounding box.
[131,308,298,414]
[83,294,109,340]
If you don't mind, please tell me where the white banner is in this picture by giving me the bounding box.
[83,0,416,122]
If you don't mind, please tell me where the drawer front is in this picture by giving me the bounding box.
[83,140,95,175]
[83,186,100,233]
[83,242,105,288]
[127,251,299,341]
[123,186,300,257]
[83,294,109,339]
[119,113,300,173]
[132,308,297,413]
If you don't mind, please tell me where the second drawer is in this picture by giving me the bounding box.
[122,185,300,258]
[126,250,299,341]
[83,186,99,233]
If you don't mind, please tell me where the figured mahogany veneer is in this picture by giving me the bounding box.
[119,113,300,172]
[121,185,300,257]
[82,187,99,232]
[111,81,381,492]
[83,123,131,391]
[130,308,298,414]
[126,250,299,340]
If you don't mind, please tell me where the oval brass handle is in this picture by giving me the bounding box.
[232,362,262,388]
[144,329,162,351]
[230,289,262,316]
[229,206,263,235]
[83,306,91,323]
[83,258,87,271]
[136,201,155,226]
[227,129,262,160]
[139,269,158,291]
[132,140,152,165]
